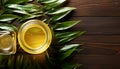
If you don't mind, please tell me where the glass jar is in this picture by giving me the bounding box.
[0,24,17,55]
[18,20,52,54]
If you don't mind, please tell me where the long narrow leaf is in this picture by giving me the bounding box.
[8,55,15,69]
[50,10,71,22]
[12,9,29,14]
[47,7,76,15]
[59,47,77,60]
[62,63,81,69]
[55,31,84,38]
[0,1,2,6]
[7,4,41,13]
[54,21,80,30]
[0,0,5,6]
[59,44,80,52]
[56,31,84,44]
[44,0,66,10]
[0,10,4,15]
[0,14,18,22]
[6,0,31,4]
[18,14,42,22]
[38,0,57,4]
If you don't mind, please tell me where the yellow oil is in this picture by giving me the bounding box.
[18,20,52,54]
[24,27,46,49]
[0,31,12,49]
[0,30,16,55]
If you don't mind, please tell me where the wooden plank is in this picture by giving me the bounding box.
[71,35,120,54]
[66,0,120,69]
[69,17,120,35]
[79,46,118,55]
[68,0,120,16]
[73,55,120,69]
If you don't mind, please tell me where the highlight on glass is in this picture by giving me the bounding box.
[0,20,52,55]
[0,24,17,55]
[18,20,52,54]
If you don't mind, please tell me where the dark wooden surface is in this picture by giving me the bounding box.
[68,0,120,69]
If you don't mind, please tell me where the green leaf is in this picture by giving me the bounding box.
[0,14,18,22]
[19,14,42,22]
[2,9,13,14]
[54,20,80,30]
[16,55,24,69]
[55,31,84,38]
[22,57,32,69]
[47,7,76,15]
[6,0,31,4]
[50,10,71,22]
[0,0,5,6]
[38,0,57,4]
[12,9,29,14]
[59,44,80,52]
[0,55,7,62]
[0,10,4,15]
[8,55,15,69]
[59,44,81,60]
[59,47,77,60]
[62,63,81,69]
[44,0,66,10]
[7,4,41,13]
[0,23,18,31]
[0,0,2,6]
[56,31,84,44]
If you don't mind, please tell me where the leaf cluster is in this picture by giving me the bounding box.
[0,0,84,69]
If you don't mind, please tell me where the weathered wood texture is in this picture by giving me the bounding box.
[68,0,120,69]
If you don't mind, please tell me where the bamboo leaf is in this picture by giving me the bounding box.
[0,0,2,6]
[0,55,9,68]
[0,10,4,15]
[23,57,32,69]
[59,44,81,60]
[56,31,84,44]
[44,0,66,10]
[12,9,29,14]
[54,21,80,30]
[59,47,77,60]
[62,63,81,69]
[47,7,76,15]
[0,23,18,31]
[19,14,42,22]
[45,55,55,69]
[6,0,32,4]
[50,10,71,22]
[0,14,18,22]
[2,9,13,14]
[59,44,80,52]
[15,55,23,69]
[0,55,4,62]
[0,0,5,6]
[8,55,15,69]
[38,0,57,4]
[7,4,41,13]
[55,31,84,38]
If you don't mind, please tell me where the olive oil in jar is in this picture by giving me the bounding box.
[0,24,17,55]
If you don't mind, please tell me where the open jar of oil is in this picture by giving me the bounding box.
[18,20,52,54]
[0,24,17,55]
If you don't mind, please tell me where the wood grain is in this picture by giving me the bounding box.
[67,0,120,69]
[72,34,120,53]
[73,55,120,69]
[70,17,120,34]
[68,0,120,16]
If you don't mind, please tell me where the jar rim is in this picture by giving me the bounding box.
[18,20,52,54]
